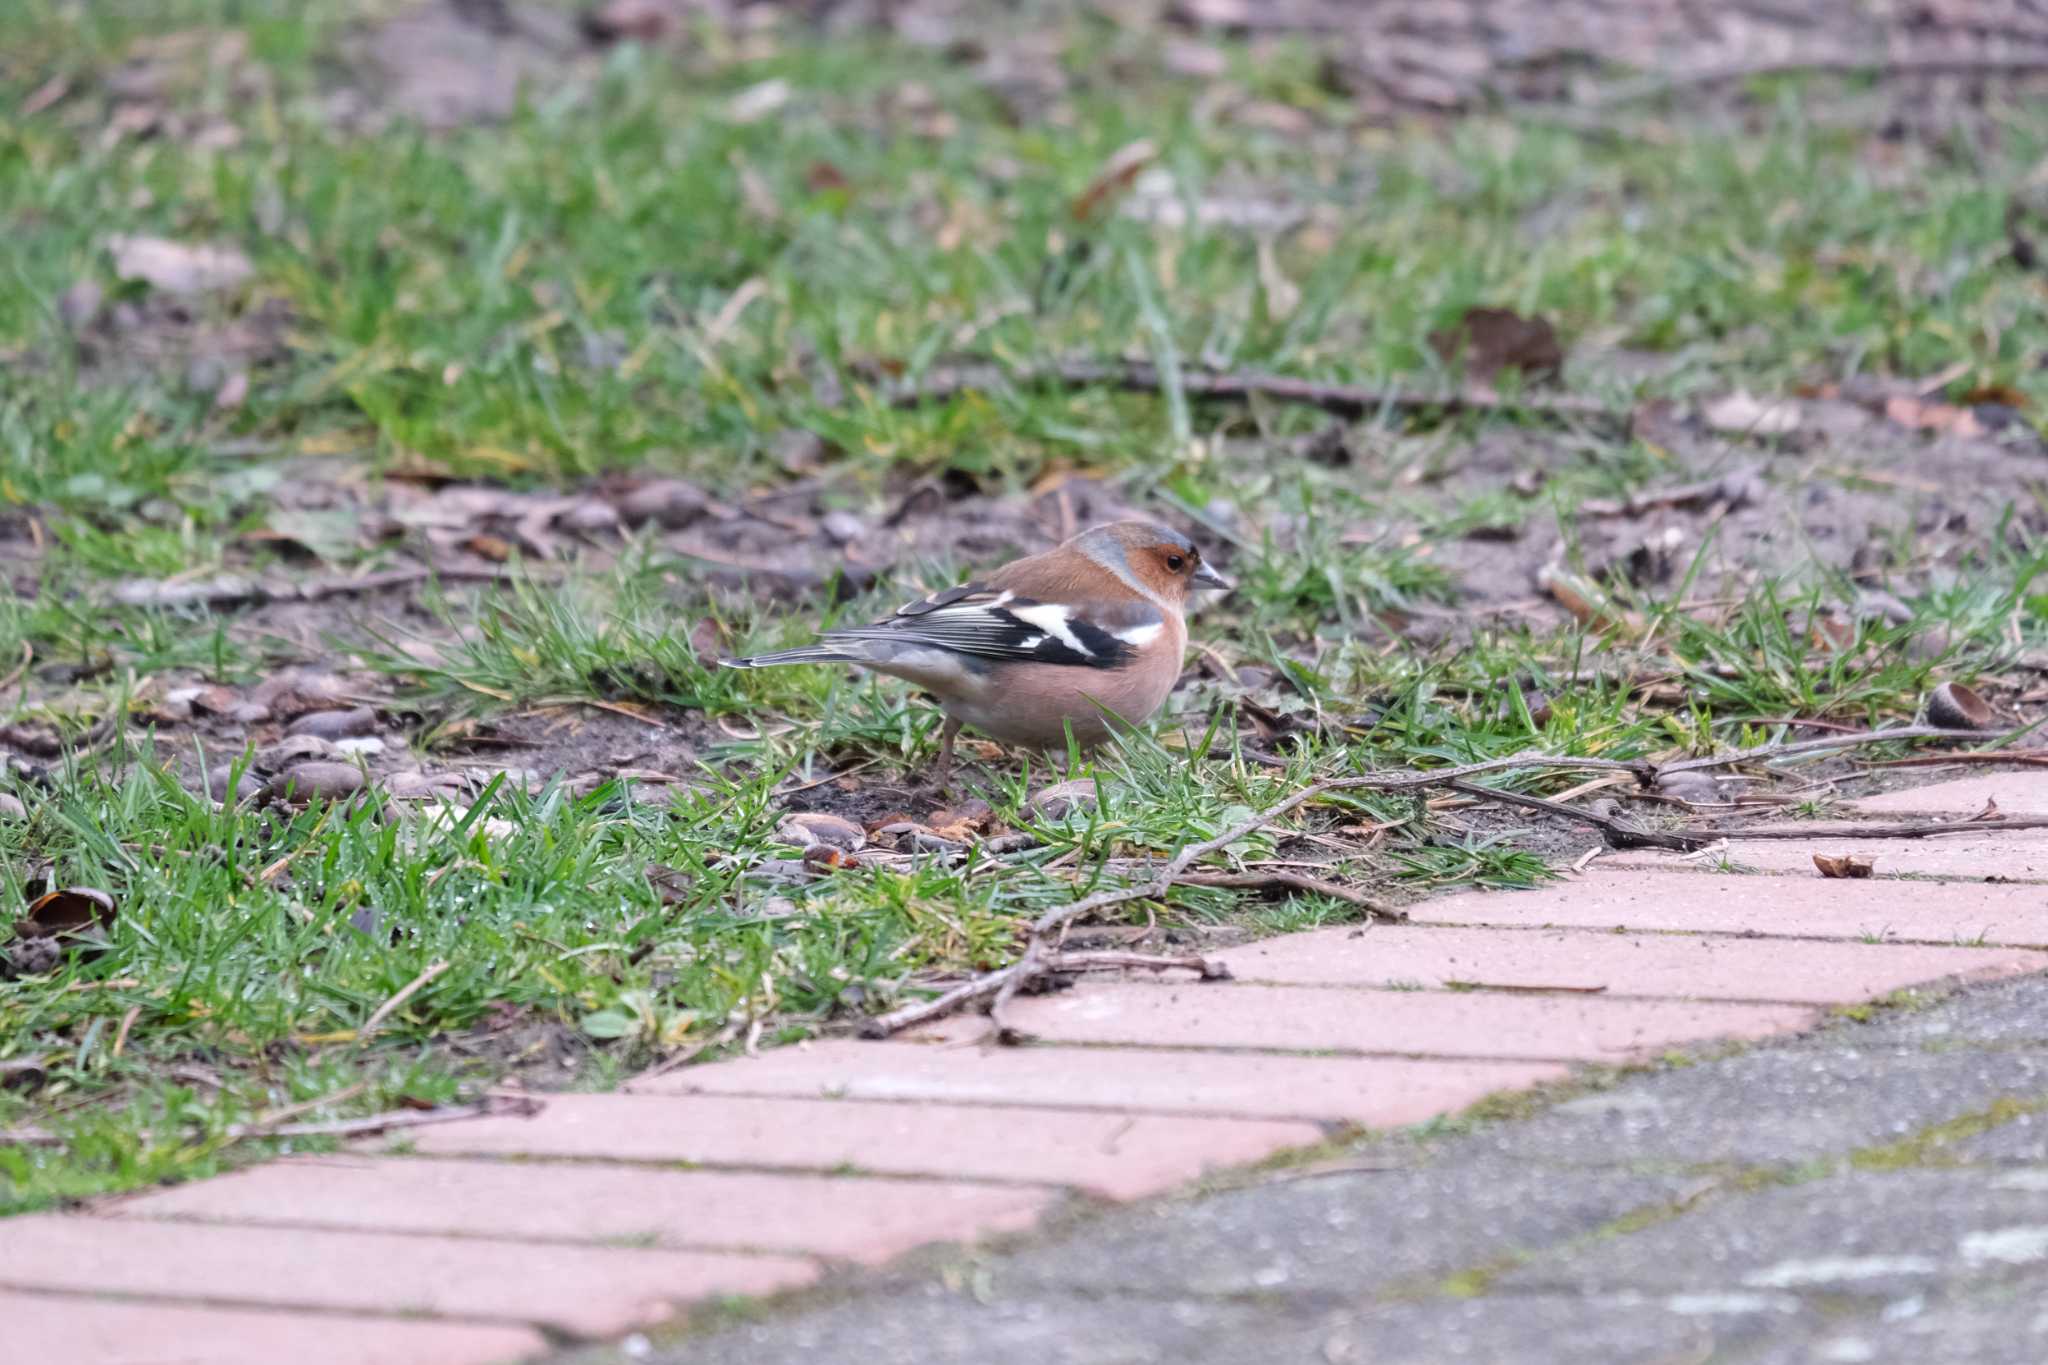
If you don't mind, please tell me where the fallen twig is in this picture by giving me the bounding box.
[864,751,1636,1041]
[1175,869,1391,913]
[357,960,450,1043]
[109,566,518,611]
[1857,752,2048,771]
[1659,726,2021,775]
[875,358,1624,428]
[224,1096,537,1141]
[623,1020,743,1090]
[1040,950,1232,978]
[1699,816,2048,843]
[1443,980,1608,995]
[1446,779,1711,851]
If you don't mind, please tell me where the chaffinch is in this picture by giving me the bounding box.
[723,520,1229,777]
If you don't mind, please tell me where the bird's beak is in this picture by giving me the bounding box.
[1191,562,1231,592]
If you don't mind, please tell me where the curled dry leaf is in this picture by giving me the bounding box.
[925,798,995,843]
[801,844,860,873]
[1813,853,1876,879]
[1883,394,1985,439]
[264,761,366,806]
[1926,681,1994,731]
[1427,307,1563,385]
[1071,139,1159,223]
[1703,390,1801,436]
[777,811,865,852]
[18,886,118,938]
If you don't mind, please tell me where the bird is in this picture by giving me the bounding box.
[721,520,1230,780]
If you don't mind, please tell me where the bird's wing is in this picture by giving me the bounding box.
[819,583,1161,670]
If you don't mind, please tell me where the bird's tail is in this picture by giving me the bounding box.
[719,644,856,669]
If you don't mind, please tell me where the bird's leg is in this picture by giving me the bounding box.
[935,716,963,791]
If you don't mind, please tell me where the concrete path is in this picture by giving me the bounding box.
[10,775,2048,1363]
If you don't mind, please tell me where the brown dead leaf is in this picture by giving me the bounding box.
[1883,394,1985,439]
[778,811,865,852]
[18,886,118,938]
[805,161,851,194]
[464,532,515,563]
[1812,853,1875,879]
[1428,307,1563,385]
[1071,139,1160,223]
[926,798,994,833]
[1961,384,2028,410]
[801,844,861,872]
[106,235,253,294]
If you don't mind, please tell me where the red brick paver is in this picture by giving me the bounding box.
[1600,830,2048,881]
[0,1289,547,1365]
[11,780,2048,1365]
[116,1155,1056,1264]
[936,980,1815,1059]
[1213,923,2039,1003]
[0,1214,816,1336]
[1413,869,2048,946]
[642,1038,1566,1124]
[1849,773,2048,817]
[394,1092,1323,1201]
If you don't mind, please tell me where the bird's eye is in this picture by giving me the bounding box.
[1165,554,1185,572]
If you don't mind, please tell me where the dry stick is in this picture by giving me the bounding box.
[862,730,2028,1040]
[1696,816,2048,843]
[1175,869,1391,913]
[1858,753,2048,770]
[221,1097,535,1142]
[865,753,1634,1041]
[109,566,523,612]
[1659,726,2019,774]
[624,1020,742,1090]
[357,960,450,1043]
[1445,779,1711,852]
[1043,950,1231,978]
[879,359,1624,428]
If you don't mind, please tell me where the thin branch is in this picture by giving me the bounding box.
[1042,950,1232,978]
[865,753,1619,1040]
[859,730,2040,1040]
[1446,779,1711,851]
[623,1020,742,1090]
[108,566,520,611]
[1659,726,2021,774]
[1699,815,2048,843]
[224,1096,537,1141]
[876,358,1624,428]
[1175,869,1391,912]
[357,960,450,1043]
[1857,752,2048,770]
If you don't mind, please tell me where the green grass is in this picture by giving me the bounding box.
[5,0,2048,1212]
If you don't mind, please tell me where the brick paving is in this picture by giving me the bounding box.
[8,773,2048,1364]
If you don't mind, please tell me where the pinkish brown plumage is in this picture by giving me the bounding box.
[722,521,1228,778]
